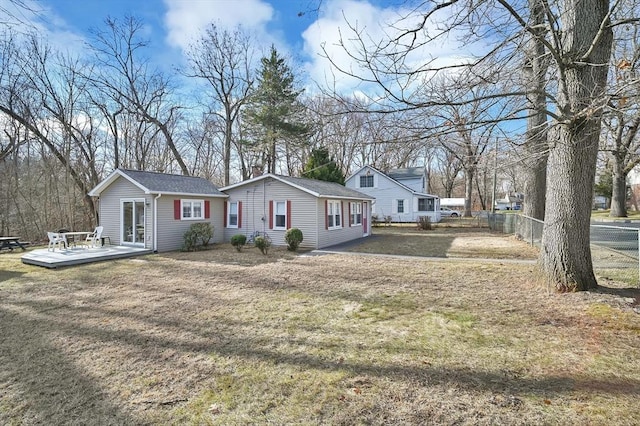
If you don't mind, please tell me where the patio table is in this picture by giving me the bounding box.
[61,231,93,248]
[0,236,26,251]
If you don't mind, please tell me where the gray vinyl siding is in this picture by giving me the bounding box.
[397,177,422,192]
[155,196,224,252]
[223,178,319,249]
[97,175,224,252]
[98,178,153,249]
[316,199,369,249]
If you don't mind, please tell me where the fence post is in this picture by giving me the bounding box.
[530,217,534,246]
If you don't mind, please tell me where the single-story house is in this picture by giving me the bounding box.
[219,174,374,249]
[345,165,441,222]
[88,169,227,252]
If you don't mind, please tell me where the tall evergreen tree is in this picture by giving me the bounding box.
[303,147,345,184]
[245,45,308,174]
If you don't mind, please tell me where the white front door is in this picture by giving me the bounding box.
[121,199,146,246]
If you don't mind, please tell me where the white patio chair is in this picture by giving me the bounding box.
[47,232,67,251]
[85,226,104,248]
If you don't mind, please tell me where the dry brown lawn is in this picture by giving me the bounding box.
[1,227,639,425]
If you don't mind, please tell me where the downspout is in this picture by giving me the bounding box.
[154,193,162,252]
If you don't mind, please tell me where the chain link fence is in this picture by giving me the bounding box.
[487,213,639,286]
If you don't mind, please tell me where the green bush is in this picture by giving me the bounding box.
[182,223,214,251]
[230,234,247,252]
[417,216,432,231]
[254,235,271,255]
[284,228,303,251]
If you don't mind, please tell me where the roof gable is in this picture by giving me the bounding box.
[89,169,227,197]
[346,165,438,198]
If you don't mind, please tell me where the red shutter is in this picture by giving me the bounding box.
[269,200,273,229]
[325,200,328,230]
[286,200,291,229]
[341,201,345,227]
[204,200,210,219]
[238,201,243,228]
[174,200,181,220]
[348,202,352,227]
[223,202,227,227]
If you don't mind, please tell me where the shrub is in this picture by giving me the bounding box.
[417,216,432,231]
[254,235,271,255]
[230,234,247,252]
[284,228,303,251]
[371,214,380,227]
[182,223,214,251]
[384,215,392,226]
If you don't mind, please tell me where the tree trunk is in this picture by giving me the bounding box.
[463,166,474,217]
[224,113,232,186]
[520,0,548,222]
[541,0,613,292]
[610,161,627,217]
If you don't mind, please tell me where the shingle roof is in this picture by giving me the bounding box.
[276,175,374,199]
[387,167,425,180]
[119,169,226,196]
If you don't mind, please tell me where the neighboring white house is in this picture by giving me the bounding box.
[88,169,227,252]
[345,165,441,222]
[220,174,374,249]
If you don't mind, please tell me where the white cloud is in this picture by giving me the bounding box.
[163,0,274,51]
[301,0,471,95]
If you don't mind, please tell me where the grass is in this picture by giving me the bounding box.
[1,229,639,425]
[591,209,640,220]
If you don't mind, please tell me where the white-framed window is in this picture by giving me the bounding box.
[274,201,287,230]
[182,199,204,220]
[418,198,434,212]
[350,202,362,225]
[327,200,342,229]
[397,199,404,214]
[360,175,374,188]
[228,201,238,228]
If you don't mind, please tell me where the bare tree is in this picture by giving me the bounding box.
[184,24,255,185]
[89,16,189,175]
[324,0,623,291]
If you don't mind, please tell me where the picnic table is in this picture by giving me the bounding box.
[0,236,27,251]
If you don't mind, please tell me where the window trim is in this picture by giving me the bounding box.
[359,175,374,188]
[273,200,287,230]
[350,202,362,226]
[181,199,204,220]
[227,201,239,228]
[327,200,342,230]
[397,199,405,214]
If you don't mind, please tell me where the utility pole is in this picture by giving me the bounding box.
[491,137,498,213]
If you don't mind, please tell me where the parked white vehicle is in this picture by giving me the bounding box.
[440,207,460,217]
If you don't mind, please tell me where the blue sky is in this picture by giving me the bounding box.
[4,0,469,93]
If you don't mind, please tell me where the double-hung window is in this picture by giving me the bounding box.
[397,199,404,214]
[181,200,204,220]
[228,202,238,228]
[360,175,374,188]
[274,201,287,229]
[350,202,362,225]
[327,200,342,229]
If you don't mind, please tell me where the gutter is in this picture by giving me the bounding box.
[153,193,162,252]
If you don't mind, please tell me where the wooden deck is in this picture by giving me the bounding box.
[21,245,153,268]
